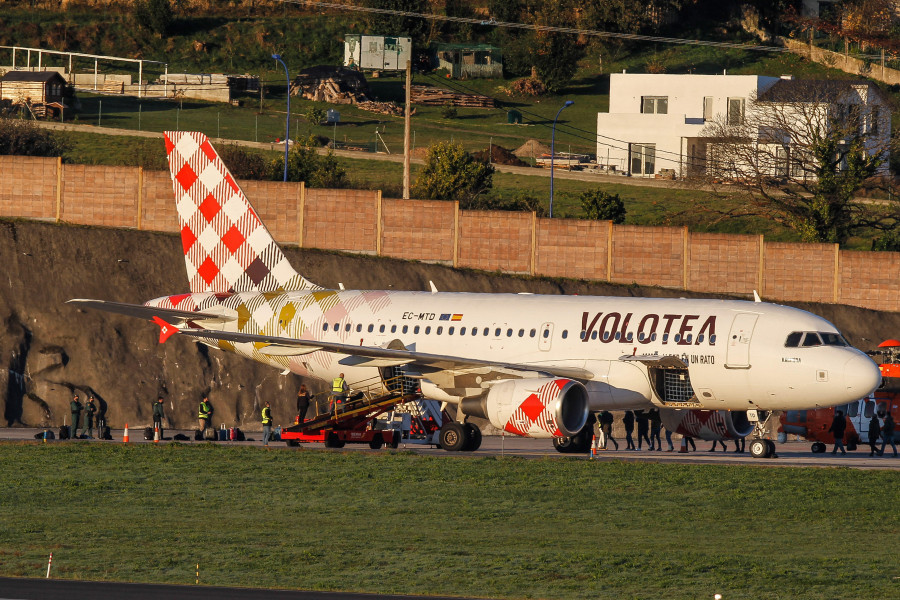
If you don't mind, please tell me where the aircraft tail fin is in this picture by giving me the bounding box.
[164,131,320,294]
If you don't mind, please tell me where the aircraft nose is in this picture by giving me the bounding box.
[844,353,881,399]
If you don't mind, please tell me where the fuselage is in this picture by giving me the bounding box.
[147,289,881,412]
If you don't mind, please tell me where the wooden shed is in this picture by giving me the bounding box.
[0,71,68,115]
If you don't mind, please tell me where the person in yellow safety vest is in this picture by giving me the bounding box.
[261,401,273,447]
[330,372,349,413]
[198,396,213,437]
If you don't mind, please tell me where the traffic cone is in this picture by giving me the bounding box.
[590,435,596,459]
[679,437,688,453]
[123,423,129,443]
[153,425,160,443]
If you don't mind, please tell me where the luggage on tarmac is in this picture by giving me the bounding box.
[101,426,112,440]
[217,428,227,442]
[58,425,70,440]
[194,429,203,441]
[229,427,236,441]
[204,428,217,441]
[144,427,154,440]
[235,427,245,441]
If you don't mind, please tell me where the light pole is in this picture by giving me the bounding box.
[550,100,574,218]
[272,53,290,182]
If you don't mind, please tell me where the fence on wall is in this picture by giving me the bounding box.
[2,155,899,312]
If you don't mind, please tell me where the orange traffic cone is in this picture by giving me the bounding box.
[590,435,596,459]
[153,425,160,443]
[123,423,129,443]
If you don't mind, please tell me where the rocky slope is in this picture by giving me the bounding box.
[2,218,897,432]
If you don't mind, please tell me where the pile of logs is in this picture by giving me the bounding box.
[291,66,369,105]
[409,85,495,108]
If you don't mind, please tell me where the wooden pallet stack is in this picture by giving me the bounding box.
[409,85,495,108]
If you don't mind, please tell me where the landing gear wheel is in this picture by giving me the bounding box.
[324,432,345,448]
[749,439,771,458]
[553,436,575,454]
[463,423,482,452]
[285,439,299,447]
[811,441,826,453]
[440,422,467,451]
[369,435,384,450]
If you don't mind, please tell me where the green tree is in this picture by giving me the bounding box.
[0,117,68,157]
[412,142,494,203]
[269,145,347,188]
[530,4,585,93]
[134,0,174,36]
[217,144,269,180]
[580,190,626,223]
[465,191,547,216]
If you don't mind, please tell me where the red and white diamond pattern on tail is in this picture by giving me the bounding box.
[504,379,565,437]
[165,131,319,294]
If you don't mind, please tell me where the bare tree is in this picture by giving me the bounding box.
[689,79,899,245]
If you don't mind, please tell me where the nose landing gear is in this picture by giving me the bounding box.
[748,410,778,458]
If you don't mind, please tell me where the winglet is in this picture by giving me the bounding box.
[152,316,180,344]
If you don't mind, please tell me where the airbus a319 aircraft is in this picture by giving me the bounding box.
[69,132,882,458]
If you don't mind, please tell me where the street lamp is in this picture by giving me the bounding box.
[550,100,574,218]
[271,53,290,182]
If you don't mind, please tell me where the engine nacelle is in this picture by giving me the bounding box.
[460,378,589,438]
[659,408,754,441]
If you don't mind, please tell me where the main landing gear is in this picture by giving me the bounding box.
[439,421,482,451]
[748,410,777,458]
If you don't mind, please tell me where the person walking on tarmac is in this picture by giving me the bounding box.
[69,394,83,439]
[623,410,635,450]
[635,410,651,450]
[868,413,882,456]
[198,396,213,437]
[82,396,97,439]
[330,373,348,413]
[261,401,273,447]
[828,410,847,455]
[153,397,166,440]
[297,384,311,422]
[648,408,662,451]
[879,412,897,457]
[600,410,618,450]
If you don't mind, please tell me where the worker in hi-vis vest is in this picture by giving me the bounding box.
[330,373,348,413]
[198,397,213,435]
[261,402,273,447]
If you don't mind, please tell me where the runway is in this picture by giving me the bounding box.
[2,427,897,470]
[0,577,487,600]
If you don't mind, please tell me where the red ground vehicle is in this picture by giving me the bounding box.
[780,340,900,452]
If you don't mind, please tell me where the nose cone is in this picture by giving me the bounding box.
[844,354,882,399]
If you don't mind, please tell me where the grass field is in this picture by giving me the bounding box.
[0,442,896,599]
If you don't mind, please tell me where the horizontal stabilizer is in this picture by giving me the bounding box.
[67,299,235,324]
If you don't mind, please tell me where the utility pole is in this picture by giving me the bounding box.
[403,58,412,199]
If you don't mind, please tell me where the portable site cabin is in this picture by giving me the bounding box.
[433,43,502,79]
[0,70,68,117]
[344,35,412,71]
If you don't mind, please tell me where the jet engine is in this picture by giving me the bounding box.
[460,378,589,438]
[659,408,754,440]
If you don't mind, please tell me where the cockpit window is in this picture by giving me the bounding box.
[801,332,822,347]
[820,332,848,346]
[785,332,802,347]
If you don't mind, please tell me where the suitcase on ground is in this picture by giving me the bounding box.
[101,426,112,440]
[235,427,245,441]
[217,428,227,441]
[144,426,154,440]
[194,429,203,441]
[229,427,236,441]
[204,428,217,441]
[58,425,70,440]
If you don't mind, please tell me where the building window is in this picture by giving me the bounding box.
[630,144,656,176]
[641,96,668,114]
[703,96,713,121]
[869,106,880,135]
[727,98,745,126]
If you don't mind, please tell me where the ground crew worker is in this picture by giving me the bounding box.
[648,408,662,451]
[69,394,83,439]
[297,384,311,422]
[198,396,213,436]
[261,401,273,446]
[95,396,107,438]
[879,412,897,457]
[623,410,635,450]
[82,396,97,439]
[868,413,881,456]
[600,410,618,450]
[828,410,847,455]
[153,397,166,440]
[331,373,348,413]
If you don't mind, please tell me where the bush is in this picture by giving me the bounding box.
[579,189,626,223]
[440,102,458,119]
[134,0,174,36]
[269,144,347,188]
[412,142,494,202]
[464,191,547,216]
[217,144,269,181]
[0,117,68,157]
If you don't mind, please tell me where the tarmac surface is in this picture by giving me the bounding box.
[2,427,898,470]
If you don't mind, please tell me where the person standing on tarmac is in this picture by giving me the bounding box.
[297,384,311,422]
[198,396,213,437]
[879,412,897,457]
[82,396,97,439]
[153,397,166,440]
[69,394,83,439]
[261,401,273,447]
[600,410,618,450]
[828,410,847,455]
[623,410,635,450]
[635,410,651,450]
[331,373,348,413]
[648,408,662,451]
[733,435,746,453]
[868,413,882,456]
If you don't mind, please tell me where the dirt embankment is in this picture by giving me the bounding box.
[1,218,897,431]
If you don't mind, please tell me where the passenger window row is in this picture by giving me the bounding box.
[320,322,564,339]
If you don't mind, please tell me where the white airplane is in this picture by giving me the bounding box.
[68,131,881,458]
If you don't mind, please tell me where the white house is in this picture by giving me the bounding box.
[596,73,891,179]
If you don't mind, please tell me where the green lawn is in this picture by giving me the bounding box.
[0,442,895,599]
